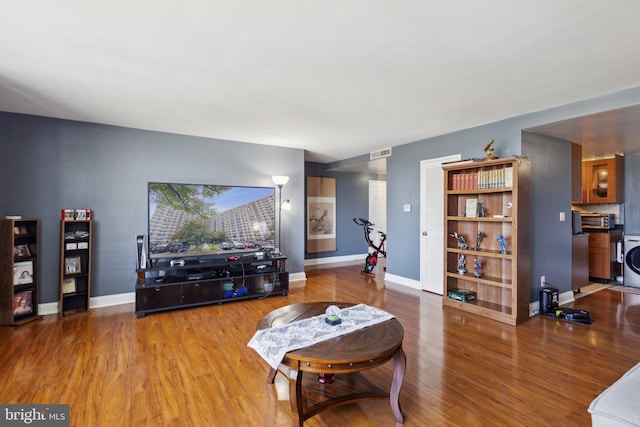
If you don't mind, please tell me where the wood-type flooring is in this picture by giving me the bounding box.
[1,264,639,426]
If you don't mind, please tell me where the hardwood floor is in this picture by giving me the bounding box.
[2,264,640,426]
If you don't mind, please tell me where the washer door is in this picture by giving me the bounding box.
[626,246,640,275]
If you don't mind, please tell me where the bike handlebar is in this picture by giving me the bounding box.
[352,217,374,226]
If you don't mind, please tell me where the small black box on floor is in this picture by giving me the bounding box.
[447,288,477,302]
[540,287,559,313]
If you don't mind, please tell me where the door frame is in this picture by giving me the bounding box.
[420,154,460,293]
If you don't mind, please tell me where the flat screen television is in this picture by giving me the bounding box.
[148,182,275,257]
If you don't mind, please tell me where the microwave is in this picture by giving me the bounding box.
[581,213,615,229]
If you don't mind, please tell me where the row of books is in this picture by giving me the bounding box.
[451,167,513,190]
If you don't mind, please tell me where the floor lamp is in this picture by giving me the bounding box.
[272,175,290,254]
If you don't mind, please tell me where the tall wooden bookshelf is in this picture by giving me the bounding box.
[0,218,42,325]
[442,157,531,325]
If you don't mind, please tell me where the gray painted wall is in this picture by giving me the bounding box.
[383,86,640,303]
[2,86,640,308]
[522,132,573,298]
[625,153,640,235]
[304,162,372,259]
[0,113,305,304]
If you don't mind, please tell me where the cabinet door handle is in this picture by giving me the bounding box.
[155,287,160,292]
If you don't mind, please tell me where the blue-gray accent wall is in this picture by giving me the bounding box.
[522,132,573,299]
[2,85,640,309]
[382,86,640,300]
[0,113,305,303]
[625,152,640,235]
[304,162,375,259]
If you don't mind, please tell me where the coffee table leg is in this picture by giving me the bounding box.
[266,367,277,384]
[295,369,305,426]
[390,346,406,423]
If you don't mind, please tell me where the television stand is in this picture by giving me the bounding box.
[135,252,288,317]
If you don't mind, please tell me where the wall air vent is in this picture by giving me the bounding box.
[370,147,392,160]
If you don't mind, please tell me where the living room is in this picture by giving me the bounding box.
[2,2,640,425]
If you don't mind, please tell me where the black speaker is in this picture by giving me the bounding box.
[540,287,559,314]
[137,235,148,269]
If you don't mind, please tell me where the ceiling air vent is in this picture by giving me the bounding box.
[370,147,392,160]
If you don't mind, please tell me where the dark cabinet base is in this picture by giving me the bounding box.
[135,255,289,317]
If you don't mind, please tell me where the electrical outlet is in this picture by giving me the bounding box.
[540,275,546,287]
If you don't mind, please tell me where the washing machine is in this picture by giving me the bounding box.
[624,235,640,287]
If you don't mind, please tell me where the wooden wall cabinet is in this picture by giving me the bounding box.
[136,254,289,317]
[588,230,623,281]
[581,155,624,204]
[442,157,531,325]
[0,218,42,325]
[59,219,92,316]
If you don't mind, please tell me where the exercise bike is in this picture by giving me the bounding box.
[353,218,387,277]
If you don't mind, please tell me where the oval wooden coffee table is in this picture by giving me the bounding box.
[256,302,406,426]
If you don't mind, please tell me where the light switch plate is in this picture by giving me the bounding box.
[403,204,411,212]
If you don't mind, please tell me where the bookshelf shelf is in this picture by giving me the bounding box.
[442,157,531,325]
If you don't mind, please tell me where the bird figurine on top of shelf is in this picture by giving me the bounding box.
[483,139,498,160]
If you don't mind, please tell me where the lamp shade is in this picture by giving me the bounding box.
[272,175,290,187]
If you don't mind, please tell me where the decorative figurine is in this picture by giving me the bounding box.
[497,233,508,254]
[483,139,498,160]
[475,231,486,250]
[325,305,342,325]
[457,254,467,274]
[450,232,468,250]
[474,258,481,278]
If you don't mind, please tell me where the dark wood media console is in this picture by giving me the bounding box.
[135,253,288,317]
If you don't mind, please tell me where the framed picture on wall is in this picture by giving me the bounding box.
[306,176,337,253]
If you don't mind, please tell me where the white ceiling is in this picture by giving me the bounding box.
[1,1,640,165]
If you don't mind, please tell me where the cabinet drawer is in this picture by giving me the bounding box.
[136,285,182,311]
[182,281,220,304]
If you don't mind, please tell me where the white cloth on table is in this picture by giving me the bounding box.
[248,304,395,369]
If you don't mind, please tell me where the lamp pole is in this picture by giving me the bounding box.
[277,184,283,252]
[272,176,289,253]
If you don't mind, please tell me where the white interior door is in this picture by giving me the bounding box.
[420,155,460,293]
[368,180,386,249]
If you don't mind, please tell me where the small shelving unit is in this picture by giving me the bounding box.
[59,219,92,316]
[442,157,531,325]
[0,218,42,325]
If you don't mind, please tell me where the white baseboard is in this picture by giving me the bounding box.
[304,254,366,266]
[384,273,421,290]
[289,271,307,282]
[38,292,136,316]
[37,273,309,315]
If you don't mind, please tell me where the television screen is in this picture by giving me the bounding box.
[148,182,275,257]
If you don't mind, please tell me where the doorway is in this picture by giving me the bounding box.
[420,154,460,294]
[368,180,387,250]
